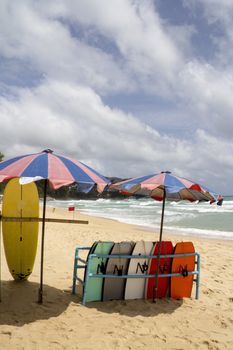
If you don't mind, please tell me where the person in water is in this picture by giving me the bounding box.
[217,195,224,206]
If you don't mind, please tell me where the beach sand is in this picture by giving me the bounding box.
[0,206,233,349]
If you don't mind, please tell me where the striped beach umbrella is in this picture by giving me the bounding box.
[112,171,216,202]
[0,148,108,193]
[0,149,110,302]
[111,171,218,301]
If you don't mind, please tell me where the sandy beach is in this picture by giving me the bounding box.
[0,206,233,350]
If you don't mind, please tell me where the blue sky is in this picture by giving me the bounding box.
[0,0,232,194]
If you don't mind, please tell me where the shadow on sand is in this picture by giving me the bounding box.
[0,280,76,326]
[86,298,184,317]
[0,280,185,325]
[74,285,184,317]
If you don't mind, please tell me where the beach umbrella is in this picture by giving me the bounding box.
[0,149,110,303]
[111,171,218,301]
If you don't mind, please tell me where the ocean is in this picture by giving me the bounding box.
[48,196,233,240]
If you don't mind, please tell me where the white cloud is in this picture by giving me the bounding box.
[186,0,233,26]
[183,0,233,67]
[0,0,188,96]
[0,0,232,194]
[56,0,184,92]
[91,1,180,68]
[37,0,183,71]
[0,79,164,167]
[0,79,232,194]
[0,0,132,94]
[178,61,233,139]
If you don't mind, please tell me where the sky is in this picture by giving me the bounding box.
[0,0,233,195]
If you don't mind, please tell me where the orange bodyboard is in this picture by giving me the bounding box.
[170,242,195,299]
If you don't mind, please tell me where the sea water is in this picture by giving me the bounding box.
[48,196,233,240]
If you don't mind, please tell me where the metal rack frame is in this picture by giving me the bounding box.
[72,246,200,305]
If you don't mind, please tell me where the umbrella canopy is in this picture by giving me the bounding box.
[112,171,216,202]
[0,149,108,193]
[111,171,218,301]
[0,149,110,303]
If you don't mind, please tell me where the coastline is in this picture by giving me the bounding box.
[77,208,233,243]
[0,206,233,349]
[46,196,233,241]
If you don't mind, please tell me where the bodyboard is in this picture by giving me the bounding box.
[83,241,98,294]
[170,242,195,299]
[124,241,154,300]
[84,241,114,302]
[145,241,173,299]
[102,241,135,301]
[2,178,39,280]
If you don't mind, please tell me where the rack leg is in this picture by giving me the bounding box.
[83,258,92,305]
[195,253,200,299]
[72,248,79,295]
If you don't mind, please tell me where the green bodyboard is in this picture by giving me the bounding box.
[85,241,114,302]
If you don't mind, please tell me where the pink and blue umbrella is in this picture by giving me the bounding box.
[113,171,216,202]
[111,170,218,248]
[111,171,218,301]
[0,149,110,302]
[0,148,108,193]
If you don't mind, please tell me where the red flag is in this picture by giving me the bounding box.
[68,206,75,212]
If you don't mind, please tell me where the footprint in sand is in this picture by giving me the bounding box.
[202,288,214,295]
[1,330,12,341]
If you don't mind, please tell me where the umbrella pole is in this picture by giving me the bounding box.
[153,189,166,303]
[38,179,48,304]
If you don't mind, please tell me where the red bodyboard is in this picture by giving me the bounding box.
[146,241,173,299]
[170,242,195,299]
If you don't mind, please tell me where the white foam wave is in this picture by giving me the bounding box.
[166,226,233,240]
[48,198,233,240]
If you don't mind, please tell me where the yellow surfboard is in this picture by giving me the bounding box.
[2,178,39,281]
